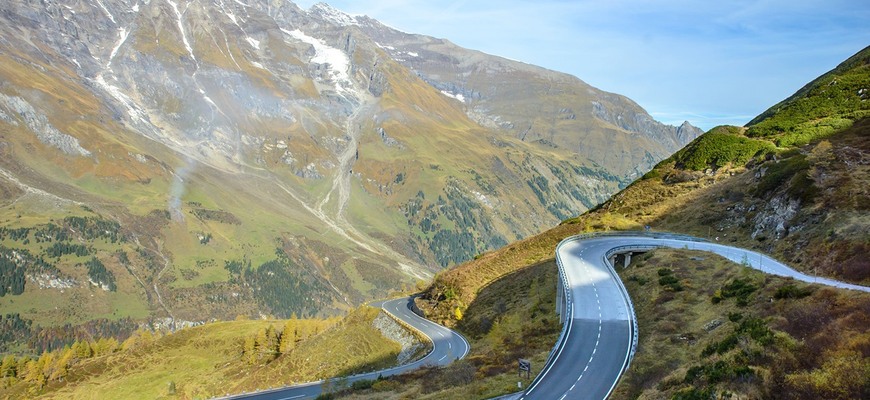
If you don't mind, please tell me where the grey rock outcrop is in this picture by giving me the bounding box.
[372,311,426,365]
[0,94,91,157]
[752,195,801,240]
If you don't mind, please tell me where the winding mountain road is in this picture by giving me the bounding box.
[519,232,870,400]
[227,232,867,400]
[223,297,469,400]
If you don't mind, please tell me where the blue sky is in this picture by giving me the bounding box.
[296,1,870,130]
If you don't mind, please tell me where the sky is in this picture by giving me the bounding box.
[294,0,870,131]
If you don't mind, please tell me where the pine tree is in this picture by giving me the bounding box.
[279,320,298,354]
[254,328,268,361]
[0,355,17,378]
[243,335,257,365]
[141,329,156,347]
[254,326,279,362]
[16,358,31,381]
[264,326,279,360]
[51,348,74,381]
[121,334,138,351]
[38,352,54,383]
[73,340,93,359]
[24,358,46,387]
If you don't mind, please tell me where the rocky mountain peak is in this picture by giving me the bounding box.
[308,2,361,26]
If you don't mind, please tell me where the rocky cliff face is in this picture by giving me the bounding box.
[0,0,700,325]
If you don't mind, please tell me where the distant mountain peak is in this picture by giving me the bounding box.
[308,2,360,26]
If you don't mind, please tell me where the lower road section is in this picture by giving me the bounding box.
[223,296,469,400]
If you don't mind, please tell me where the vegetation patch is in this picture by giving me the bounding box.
[0,306,414,399]
[224,249,331,319]
[671,127,774,171]
[190,207,242,225]
[613,249,869,400]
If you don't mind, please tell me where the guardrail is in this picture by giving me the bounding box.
[601,244,656,397]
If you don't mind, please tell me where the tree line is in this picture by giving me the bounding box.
[240,318,331,365]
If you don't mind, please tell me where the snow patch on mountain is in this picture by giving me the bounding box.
[107,28,129,68]
[93,0,116,25]
[282,28,353,96]
[167,0,195,62]
[440,90,466,103]
[94,74,147,123]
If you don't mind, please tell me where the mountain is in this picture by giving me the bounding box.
[408,45,870,400]
[3,41,864,400]
[0,0,699,336]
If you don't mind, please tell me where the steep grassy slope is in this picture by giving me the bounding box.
[0,306,418,399]
[614,249,869,399]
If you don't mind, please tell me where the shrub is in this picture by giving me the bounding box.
[773,284,813,299]
[671,130,774,171]
[350,379,375,391]
[701,334,739,357]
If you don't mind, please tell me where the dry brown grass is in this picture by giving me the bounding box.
[614,249,870,400]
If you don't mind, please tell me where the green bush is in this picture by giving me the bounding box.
[701,334,739,357]
[773,284,813,299]
[350,379,375,391]
[628,275,649,286]
[727,312,743,322]
[754,154,818,202]
[671,131,774,171]
[656,268,684,291]
[672,386,715,400]
[737,317,773,345]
